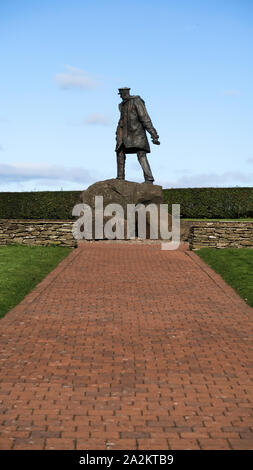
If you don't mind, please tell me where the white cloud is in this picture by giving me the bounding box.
[84,113,110,126]
[159,170,253,188]
[0,162,94,185]
[55,65,98,90]
[223,89,241,97]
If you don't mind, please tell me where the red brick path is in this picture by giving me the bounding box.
[0,242,252,450]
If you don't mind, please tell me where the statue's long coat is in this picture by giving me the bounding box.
[115,95,159,154]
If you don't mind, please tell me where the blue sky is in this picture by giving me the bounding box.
[0,0,253,191]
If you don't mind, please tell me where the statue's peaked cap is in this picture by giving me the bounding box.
[118,87,130,94]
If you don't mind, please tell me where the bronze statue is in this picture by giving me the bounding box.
[115,87,160,184]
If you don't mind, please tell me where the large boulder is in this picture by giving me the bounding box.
[77,178,188,241]
[80,178,163,210]
[79,179,167,240]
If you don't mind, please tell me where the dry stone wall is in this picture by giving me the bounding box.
[0,219,252,249]
[0,220,77,247]
[189,221,253,249]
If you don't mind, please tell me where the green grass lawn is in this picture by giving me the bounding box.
[0,244,72,319]
[196,248,253,308]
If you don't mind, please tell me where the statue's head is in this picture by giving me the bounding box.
[118,87,131,100]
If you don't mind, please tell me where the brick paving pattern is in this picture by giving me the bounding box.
[0,242,252,450]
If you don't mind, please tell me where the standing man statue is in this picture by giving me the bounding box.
[115,87,160,184]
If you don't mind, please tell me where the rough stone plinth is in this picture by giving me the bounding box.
[79,178,172,239]
[80,178,163,208]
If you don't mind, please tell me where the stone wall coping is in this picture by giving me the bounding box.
[0,219,74,223]
[190,220,253,226]
[0,218,252,223]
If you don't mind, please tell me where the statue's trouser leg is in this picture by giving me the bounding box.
[116,149,126,179]
[137,151,154,182]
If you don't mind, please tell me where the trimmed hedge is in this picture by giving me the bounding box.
[0,187,252,220]
[163,187,253,219]
[0,191,81,220]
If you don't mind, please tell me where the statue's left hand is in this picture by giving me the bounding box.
[152,138,160,145]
